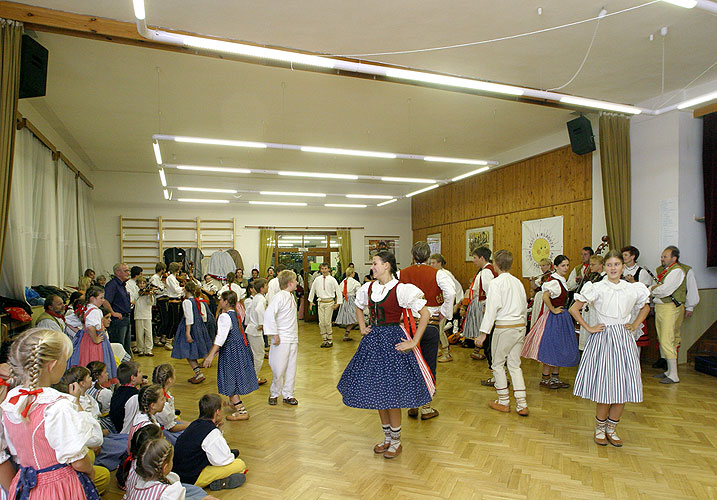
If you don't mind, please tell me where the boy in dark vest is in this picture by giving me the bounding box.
[399,241,455,420]
[173,393,247,491]
[109,360,143,433]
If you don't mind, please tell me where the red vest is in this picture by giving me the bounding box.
[368,282,403,325]
[545,275,568,307]
[478,264,498,301]
[399,264,443,307]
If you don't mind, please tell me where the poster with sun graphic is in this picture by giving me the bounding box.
[521,216,563,277]
[465,226,493,261]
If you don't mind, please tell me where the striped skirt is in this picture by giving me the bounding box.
[573,324,643,404]
[462,297,483,339]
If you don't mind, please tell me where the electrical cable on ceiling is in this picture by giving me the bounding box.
[334,1,658,57]
[656,59,717,108]
[547,13,602,91]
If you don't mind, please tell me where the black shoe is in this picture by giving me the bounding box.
[268,397,278,405]
[652,358,667,370]
[174,409,181,416]
[208,473,246,491]
[283,397,299,405]
[231,448,240,458]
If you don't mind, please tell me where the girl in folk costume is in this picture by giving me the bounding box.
[337,251,434,459]
[63,292,85,340]
[218,272,247,322]
[172,281,213,384]
[69,286,118,384]
[86,361,114,432]
[335,267,362,342]
[128,385,165,449]
[521,255,580,389]
[462,247,497,362]
[152,364,189,445]
[569,250,650,447]
[125,438,184,500]
[1,328,104,500]
[203,290,259,421]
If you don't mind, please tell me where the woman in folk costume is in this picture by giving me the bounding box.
[570,250,650,447]
[171,281,213,384]
[521,255,579,389]
[335,266,362,342]
[337,251,434,459]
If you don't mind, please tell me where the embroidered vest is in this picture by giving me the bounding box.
[545,276,568,307]
[655,263,690,304]
[399,264,443,307]
[478,264,498,302]
[368,282,403,325]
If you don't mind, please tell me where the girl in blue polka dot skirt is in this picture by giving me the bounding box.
[337,251,434,459]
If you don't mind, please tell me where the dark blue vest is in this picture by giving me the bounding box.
[172,418,217,485]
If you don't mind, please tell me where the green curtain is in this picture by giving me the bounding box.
[337,229,352,274]
[0,19,22,278]
[599,112,631,251]
[259,228,276,275]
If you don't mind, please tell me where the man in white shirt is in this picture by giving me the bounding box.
[34,294,66,333]
[428,253,463,363]
[308,262,343,348]
[265,270,299,405]
[621,246,654,287]
[477,250,529,416]
[126,266,143,355]
[246,278,269,385]
[567,246,594,291]
[149,262,168,347]
[651,245,694,384]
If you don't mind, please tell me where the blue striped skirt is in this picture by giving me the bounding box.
[573,324,643,404]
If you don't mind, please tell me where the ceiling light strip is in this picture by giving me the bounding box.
[260,191,327,197]
[177,198,229,203]
[405,184,440,197]
[346,194,394,199]
[377,198,398,207]
[152,141,162,164]
[177,186,237,193]
[249,200,308,207]
[451,167,490,182]
[325,203,367,208]
[158,168,167,187]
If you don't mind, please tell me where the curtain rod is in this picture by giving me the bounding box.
[244,225,364,230]
[15,113,94,189]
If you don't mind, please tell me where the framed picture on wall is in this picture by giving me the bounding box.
[427,233,441,255]
[465,226,493,261]
[364,236,399,264]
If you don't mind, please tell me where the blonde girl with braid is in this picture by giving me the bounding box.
[153,364,189,444]
[1,328,105,499]
[171,280,212,384]
[128,384,165,450]
[0,361,16,491]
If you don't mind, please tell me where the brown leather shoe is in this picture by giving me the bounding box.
[383,444,402,459]
[471,349,486,361]
[226,412,249,421]
[373,442,390,454]
[489,400,510,413]
[187,374,205,384]
[257,377,267,385]
[516,407,529,417]
[268,397,278,405]
[407,408,419,418]
[283,397,299,405]
[420,408,439,420]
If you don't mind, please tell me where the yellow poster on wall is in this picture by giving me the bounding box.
[521,216,563,277]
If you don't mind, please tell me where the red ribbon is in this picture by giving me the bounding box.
[0,379,9,388]
[9,388,43,418]
[163,389,171,400]
[343,280,348,301]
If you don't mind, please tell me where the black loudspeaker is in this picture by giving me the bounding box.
[566,116,596,155]
[19,34,48,99]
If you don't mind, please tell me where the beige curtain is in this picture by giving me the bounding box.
[336,229,352,273]
[599,113,631,251]
[0,19,22,278]
[259,228,276,275]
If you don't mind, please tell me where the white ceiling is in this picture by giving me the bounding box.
[12,0,717,203]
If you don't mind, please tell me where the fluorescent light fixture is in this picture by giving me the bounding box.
[325,203,367,208]
[158,168,167,187]
[182,35,335,68]
[132,0,146,20]
[560,96,642,115]
[249,200,308,207]
[278,171,359,180]
[405,184,440,197]
[177,198,230,204]
[175,165,251,174]
[377,199,398,207]
[677,90,717,109]
[386,68,525,96]
[152,141,162,164]
[346,194,394,199]
[304,236,327,240]
[381,176,435,184]
[163,189,169,200]
[451,167,490,182]
[660,0,697,7]
[173,136,267,148]
[300,146,396,159]
[177,186,237,194]
[424,156,488,166]
[259,191,326,197]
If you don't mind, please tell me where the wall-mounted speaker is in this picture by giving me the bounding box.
[567,116,596,155]
[19,34,48,99]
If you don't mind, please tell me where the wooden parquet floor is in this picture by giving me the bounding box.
[105,322,717,500]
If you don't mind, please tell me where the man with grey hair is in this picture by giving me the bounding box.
[104,262,132,356]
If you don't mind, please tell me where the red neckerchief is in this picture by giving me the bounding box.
[582,263,589,275]
[467,273,478,302]
[343,280,348,301]
[657,262,678,283]
[9,388,43,418]
[46,310,65,320]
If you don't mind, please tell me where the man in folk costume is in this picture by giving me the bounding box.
[464,248,498,371]
[621,246,654,356]
[651,245,694,384]
[567,246,594,291]
[428,253,464,363]
[399,241,455,420]
[34,294,66,333]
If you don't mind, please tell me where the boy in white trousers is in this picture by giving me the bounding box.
[246,278,268,385]
[265,270,299,406]
[308,262,343,348]
[133,276,154,356]
[477,250,529,416]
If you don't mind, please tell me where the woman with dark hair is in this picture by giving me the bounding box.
[337,251,434,459]
[521,255,579,389]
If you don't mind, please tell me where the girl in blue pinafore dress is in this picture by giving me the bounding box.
[171,281,212,384]
[337,251,434,460]
[203,289,259,421]
[521,255,579,389]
